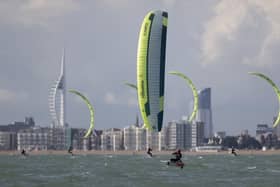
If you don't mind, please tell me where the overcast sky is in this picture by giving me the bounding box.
[0,0,279,135]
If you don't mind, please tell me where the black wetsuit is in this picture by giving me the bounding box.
[147,148,152,157]
[170,151,182,162]
[231,148,237,156]
[21,149,26,156]
[68,146,74,156]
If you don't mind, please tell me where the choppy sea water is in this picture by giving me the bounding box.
[0,154,280,187]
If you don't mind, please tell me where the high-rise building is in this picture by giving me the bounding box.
[165,120,192,150]
[49,50,66,128]
[191,121,204,147]
[195,88,213,138]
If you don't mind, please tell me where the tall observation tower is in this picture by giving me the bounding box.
[49,50,66,128]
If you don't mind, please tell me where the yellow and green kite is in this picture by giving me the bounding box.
[169,71,199,122]
[137,10,168,132]
[249,72,280,127]
[69,89,95,138]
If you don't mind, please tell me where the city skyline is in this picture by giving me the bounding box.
[0,1,280,135]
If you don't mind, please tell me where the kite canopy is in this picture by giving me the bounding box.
[249,72,280,127]
[168,71,198,122]
[69,89,95,138]
[137,10,168,132]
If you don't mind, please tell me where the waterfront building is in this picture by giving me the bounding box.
[195,88,213,138]
[71,128,87,150]
[124,125,157,151]
[256,124,273,136]
[215,131,226,139]
[0,117,35,132]
[136,127,147,151]
[123,125,137,150]
[48,127,71,150]
[101,128,123,151]
[0,131,17,150]
[191,121,204,148]
[88,130,102,150]
[146,130,160,151]
[165,120,191,150]
[195,145,222,152]
[272,117,280,140]
[255,124,274,144]
[17,127,50,151]
[70,128,101,151]
[160,126,167,150]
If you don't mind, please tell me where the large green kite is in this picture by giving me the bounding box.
[169,71,199,122]
[249,72,280,127]
[137,10,168,132]
[69,89,95,138]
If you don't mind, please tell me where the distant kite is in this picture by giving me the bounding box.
[137,10,168,132]
[249,72,280,127]
[124,82,137,90]
[69,89,95,138]
[169,71,198,122]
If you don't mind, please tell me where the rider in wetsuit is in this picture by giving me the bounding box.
[21,149,26,156]
[147,147,153,157]
[231,147,237,156]
[68,146,74,156]
[170,149,182,163]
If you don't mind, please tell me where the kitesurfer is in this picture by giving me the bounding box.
[68,146,74,156]
[21,149,26,156]
[147,147,153,157]
[170,149,182,163]
[231,147,237,156]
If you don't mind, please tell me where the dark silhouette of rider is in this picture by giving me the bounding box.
[170,149,182,162]
[21,149,26,156]
[231,147,237,156]
[147,147,153,157]
[68,146,74,156]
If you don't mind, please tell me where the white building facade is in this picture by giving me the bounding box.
[0,131,17,150]
[17,128,49,151]
[101,128,123,151]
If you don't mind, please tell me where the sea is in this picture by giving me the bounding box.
[0,154,280,187]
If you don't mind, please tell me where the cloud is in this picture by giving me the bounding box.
[0,89,28,103]
[0,0,79,26]
[201,0,280,67]
[127,96,138,107]
[104,91,138,107]
[104,92,118,105]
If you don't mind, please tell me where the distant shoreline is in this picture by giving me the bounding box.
[1,149,280,156]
